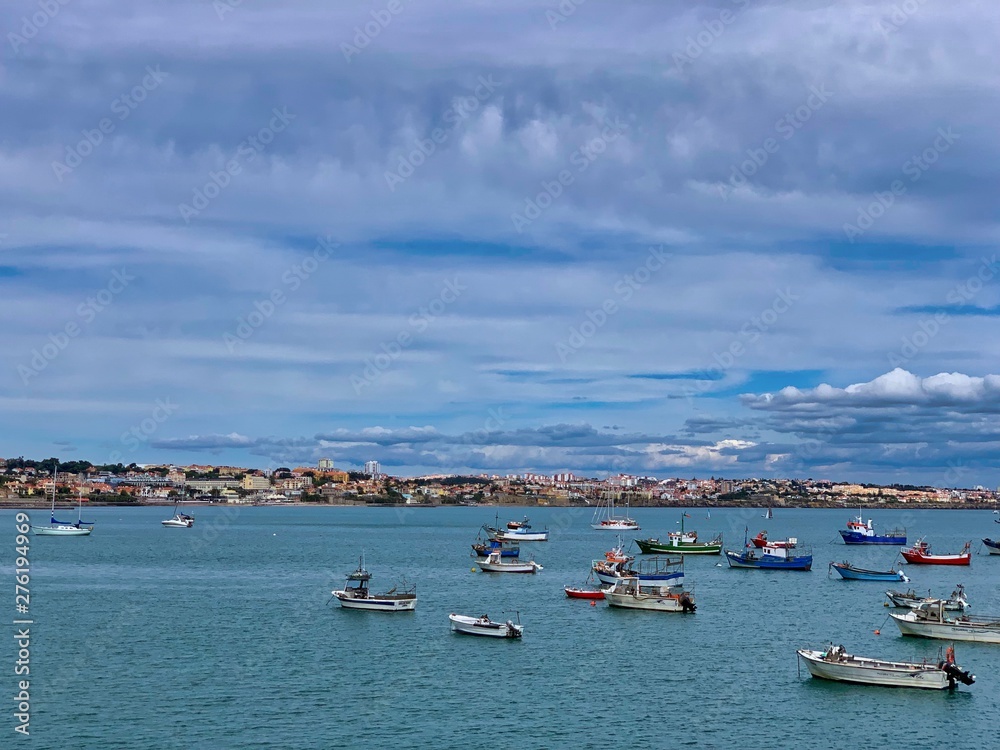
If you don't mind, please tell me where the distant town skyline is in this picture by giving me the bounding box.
[3,4,999,485]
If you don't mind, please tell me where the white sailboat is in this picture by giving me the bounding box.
[32,465,93,536]
[591,495,639,531]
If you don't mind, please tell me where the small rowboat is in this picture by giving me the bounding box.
[797,644,974,690]
[449,613,523,638]
[564,586,606,600]
[901,539,971,566]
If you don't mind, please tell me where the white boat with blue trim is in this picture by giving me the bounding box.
[332,555,416,611]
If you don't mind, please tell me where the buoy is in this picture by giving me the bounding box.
[471,567,476,572]
[590,601,597,607]
[874,629,880,635]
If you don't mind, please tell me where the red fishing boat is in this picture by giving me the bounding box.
[564,586,606,600]
[900,539,971,566]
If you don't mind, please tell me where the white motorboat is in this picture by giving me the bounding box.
[797,645,974,690]
[332,555,417,611]
[603,576,696,612]
[476,550,542,574]
[449,613,523,638]
[886,585,968,611]
[32,467,93,536]
[496,525,549,542]
[161,502,194,528]
[591,496,639,531]
[890,599,1000,643]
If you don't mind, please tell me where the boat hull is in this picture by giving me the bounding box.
[471,543,519,557]
[830,563,905,581]
[477,561,540,573]
[726,550,812,570]
[982,538,1000,555]
[564,587,605,600]
[333,592,417,611]
[890,614,1000,643]
[593,568,683,586]
[496,530,548,542]
[591,521,640,531]
[604,590,693,612]
[796,650,952,689]
[839,531,906,545]
[449,614,522,638]
[32,525,92,536]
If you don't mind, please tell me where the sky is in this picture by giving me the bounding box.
[2,0,999,486]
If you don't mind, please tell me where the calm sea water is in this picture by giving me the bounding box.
[3,504,999,749]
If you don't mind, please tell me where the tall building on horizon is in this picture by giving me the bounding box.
[364,460,380,477]
[318,458,334,471]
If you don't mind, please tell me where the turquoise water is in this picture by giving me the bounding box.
[4,505,1000,749]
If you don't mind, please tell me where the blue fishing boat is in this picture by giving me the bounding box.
[838,513,906,545]
[726,529,812,570]
[829,561,907,582]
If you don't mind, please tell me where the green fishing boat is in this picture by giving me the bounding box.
[634,514,722,555]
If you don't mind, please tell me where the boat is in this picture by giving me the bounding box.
[886,585,969,611]
[564,586,606,600]
[750,530,796,549]
[726,529,812,570]
[900,539,971,566]
[633,514,722,555]
[796,644,974,690]
[483,514,549,542]
[507,516,529,530]
[476,550,542,574]
[590,496,639,531]
[763,507,773,519]
[982,538,1000,555]
[32,466,94,536]
[591,543,685,587]
[603,576,696,613]
[449,613,523,638]
[890,599,1000,643]
[161,502,195,528]
[331,554,417,611]
[829,561,908,582]
[838,512,906,545]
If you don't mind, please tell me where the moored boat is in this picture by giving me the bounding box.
[32,467,94,537]
[885,585,968,611]
[592,546,684,587]
[162,501,194,528]
[839,513,906,545]
[496,525,549,542]
[634,514,722,555]
[602,577,696,613]
[449,613,523,638]
[332,555,417,611]
[796,644,974,689]
[900,539,971,566]
[471,538,520,558]
[726,543,812,571]
[982,538,1000,555]
[829,561,907,582]
[590,496,639,531]
[564,586,606,600]
[476,550,542,574]
[890,599,1000,643]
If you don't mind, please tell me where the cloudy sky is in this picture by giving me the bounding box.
[3,1,999,485]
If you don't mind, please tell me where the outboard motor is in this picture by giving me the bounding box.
[939,661,975,687]
[679,593,696,613]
